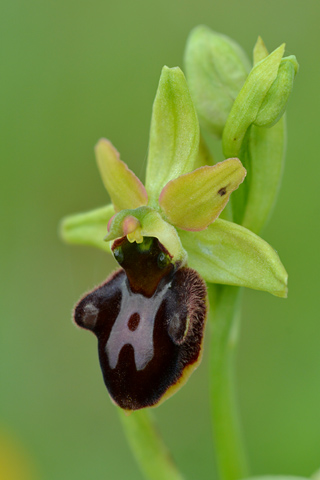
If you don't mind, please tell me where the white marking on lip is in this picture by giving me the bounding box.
[106,282,170,371]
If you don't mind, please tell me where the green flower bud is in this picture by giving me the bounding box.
[222,43,285,158]
[254,55,298,128]
[225,37,298,233]
[184,25,251,138]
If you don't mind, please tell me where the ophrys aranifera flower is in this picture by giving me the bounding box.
[61,66,287,411]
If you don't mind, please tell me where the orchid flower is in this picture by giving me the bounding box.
[61,65,287,412]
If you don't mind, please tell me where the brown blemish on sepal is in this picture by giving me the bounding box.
[218,186,227,196]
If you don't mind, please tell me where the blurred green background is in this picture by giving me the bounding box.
[1,0,319,478]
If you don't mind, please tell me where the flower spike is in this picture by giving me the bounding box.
[60,46,294,414]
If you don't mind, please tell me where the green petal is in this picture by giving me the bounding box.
[105,206,187,266]
[145,66,200,206]
[159,158,246,231]
[185,25,251,138]
[95,138,148,212]
[222,44,285,158]
[60,204,115,252]
[179,219,288,297]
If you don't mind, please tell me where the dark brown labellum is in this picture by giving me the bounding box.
[74,236,207,411]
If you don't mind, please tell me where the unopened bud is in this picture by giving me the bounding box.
[185,25,251,138]
[254,55,298,128]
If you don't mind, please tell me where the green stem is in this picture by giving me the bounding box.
[208,284,248,480]
[118,408,184,480]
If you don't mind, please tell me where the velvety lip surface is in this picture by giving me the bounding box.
[74,237,207,410]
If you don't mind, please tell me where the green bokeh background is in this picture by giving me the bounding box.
[1,0,319,478]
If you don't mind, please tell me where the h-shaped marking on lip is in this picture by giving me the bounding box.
[106,281,171,371]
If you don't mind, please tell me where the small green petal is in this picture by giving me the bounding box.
[105,206,187,266]
[60,204,115,252]
[179,219,288,297]
[185,25,251,138]
[159,158,246,231]
[95,138,148,212]
[145,66,200,206]
[222,44,285,158]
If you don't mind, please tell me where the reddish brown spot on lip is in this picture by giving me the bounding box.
[218,186,227,196]
[128,312,140,331]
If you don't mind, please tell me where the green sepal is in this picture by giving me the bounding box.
[145,66,200,207]
[179,218,288,297]
[159,158,246,231]
[60,204,115,252]
[95,138,148,212]
[222,44,285,158]
[185,25,251,138]
[106,206,187,266]
[254,56,298,128]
